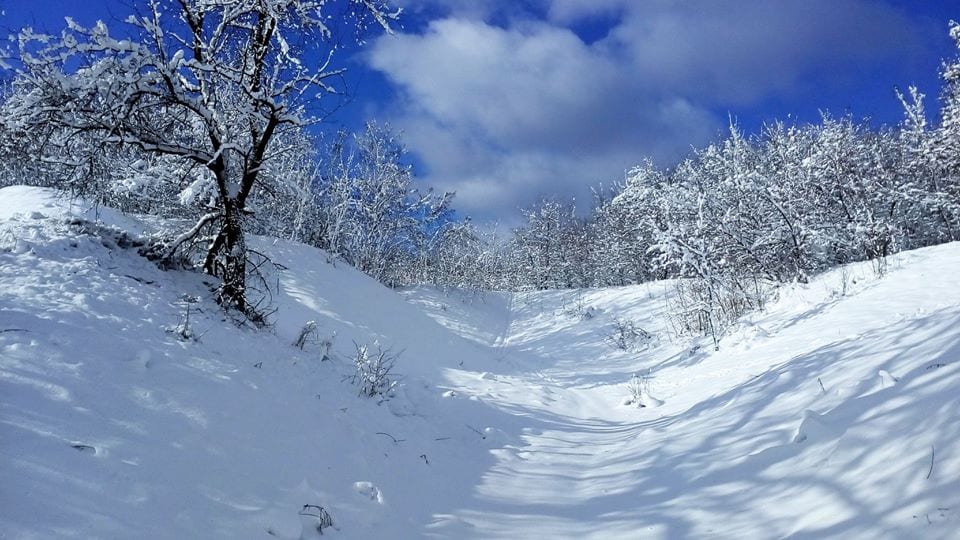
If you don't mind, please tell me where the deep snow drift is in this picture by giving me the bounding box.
[1,186,958,539]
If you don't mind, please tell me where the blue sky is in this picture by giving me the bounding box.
[1,0,957,222]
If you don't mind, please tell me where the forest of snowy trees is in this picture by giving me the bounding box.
[1,2,960,343]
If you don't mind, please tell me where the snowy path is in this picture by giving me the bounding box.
[408,290,677,537]
[405,260,960,539]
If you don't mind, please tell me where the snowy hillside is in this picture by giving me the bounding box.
[1,186,958,539]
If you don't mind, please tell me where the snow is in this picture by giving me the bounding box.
[2,185,959,538]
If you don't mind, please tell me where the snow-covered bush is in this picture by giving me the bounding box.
[624,374,651,408]
[298,504,334,538]
[663,276,764,351]
[607,318,652,351]
[294,321,320,350]
[563,292,596,320]
[293,321,335,362]
[352,342,399,399]
[168,295,202,342]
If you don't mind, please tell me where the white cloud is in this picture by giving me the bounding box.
[371,20,623,150]
[366,1,928,221]
[369,18,718,220]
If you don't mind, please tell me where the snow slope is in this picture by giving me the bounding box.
[2,186,958,539]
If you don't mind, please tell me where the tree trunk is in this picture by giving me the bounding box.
[219,198,247,312]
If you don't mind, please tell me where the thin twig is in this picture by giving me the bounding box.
[299,504,324,517]
[818,377,827,395]
[124,274,155,285]
[375,431,404,444]
[927,445,935,479]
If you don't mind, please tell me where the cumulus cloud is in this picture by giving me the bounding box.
[366,1,929,222]
[369,19,717,220]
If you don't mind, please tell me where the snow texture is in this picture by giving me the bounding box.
[1,186,958,538]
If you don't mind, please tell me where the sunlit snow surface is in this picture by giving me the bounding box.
[1,186,958,538]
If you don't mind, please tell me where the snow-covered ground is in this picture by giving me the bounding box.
[2,186,958,539]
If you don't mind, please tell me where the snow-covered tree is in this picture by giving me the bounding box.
[893,85,959,246]
[3,0,397,316]
[926,21,960,242]
[314,122,454,286]
[596,162,665,285]
[512,197,586,290]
